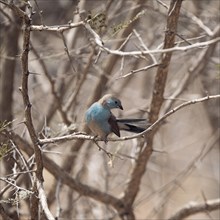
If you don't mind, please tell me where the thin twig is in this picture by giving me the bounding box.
[98,37,220,56]
[30,21,84,32]
[60,32,77,74]
[117,63,159,79]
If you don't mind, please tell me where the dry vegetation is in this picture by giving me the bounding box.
[0,0,220,220]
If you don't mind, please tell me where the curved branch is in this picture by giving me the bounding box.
[29,20,220,57]
[168,198,220,220]
[38,94,220,144]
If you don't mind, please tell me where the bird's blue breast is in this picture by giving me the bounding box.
[85,103,111,133]
[86,103,109,122]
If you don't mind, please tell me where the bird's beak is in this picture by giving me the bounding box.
[119,105,123,110]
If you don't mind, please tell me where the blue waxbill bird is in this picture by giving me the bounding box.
[85,94,146,142]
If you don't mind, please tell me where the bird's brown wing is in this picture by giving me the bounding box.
[108,114,120,137]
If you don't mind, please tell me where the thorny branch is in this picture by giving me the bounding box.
[38,94,220,145]
[4,133,126,216]
[2,1,55,219]
[29,22,220,56]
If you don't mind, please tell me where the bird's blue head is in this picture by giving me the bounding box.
[100,94,123,110]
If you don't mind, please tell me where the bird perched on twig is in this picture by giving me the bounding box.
[85,94,147,143]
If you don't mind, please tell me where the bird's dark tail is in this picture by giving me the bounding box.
[120,123,146,133]
[117,119,149,133]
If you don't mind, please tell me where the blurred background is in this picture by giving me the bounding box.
[0,0,219,219]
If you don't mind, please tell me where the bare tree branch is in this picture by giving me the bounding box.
[38,94,220,144]
[168,198,220,220]
[30,21,84,32]
[121,0,183,214]
[2,1,55,219]
[29,20,220,57]
[7,133,126,216]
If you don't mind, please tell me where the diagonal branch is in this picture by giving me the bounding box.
[37,94,220,144]
[122,0,183,212]
[168,198,220,220]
